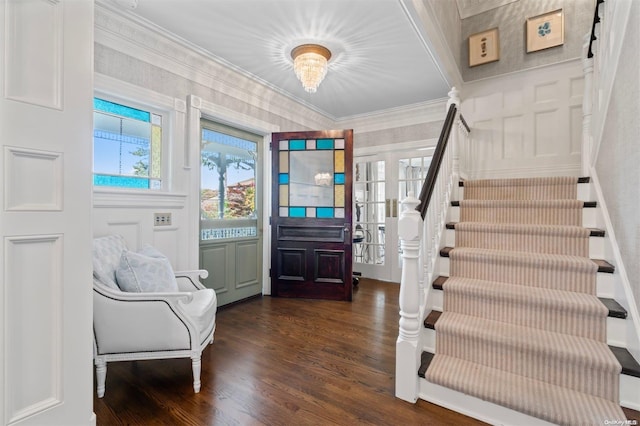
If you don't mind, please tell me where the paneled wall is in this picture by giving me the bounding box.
[460,59,583,179]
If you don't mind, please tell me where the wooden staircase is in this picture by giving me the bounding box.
[416,177,640,425]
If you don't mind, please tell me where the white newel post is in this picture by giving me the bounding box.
[396,192,422,402]
[582,34,594,175]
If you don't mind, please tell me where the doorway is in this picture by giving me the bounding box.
[270,130,354,301]
[199,120,263,306]
[353,148,432,283]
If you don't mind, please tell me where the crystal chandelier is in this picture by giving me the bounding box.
[291,44,332,93]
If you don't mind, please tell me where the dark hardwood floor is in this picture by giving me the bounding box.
[93,279,640,425]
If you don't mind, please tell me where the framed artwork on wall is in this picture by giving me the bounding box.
[468,28,500,67]
[527,9,564,53]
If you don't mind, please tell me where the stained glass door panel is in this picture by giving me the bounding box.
[271,130,353,301]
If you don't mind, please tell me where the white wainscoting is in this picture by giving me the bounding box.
[93,190,188,270]
[461,60,584,179]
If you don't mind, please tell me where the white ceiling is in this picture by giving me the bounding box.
[110,0,453,120]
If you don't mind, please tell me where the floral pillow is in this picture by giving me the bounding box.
[115,246,179,293]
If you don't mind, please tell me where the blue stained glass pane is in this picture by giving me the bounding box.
[316,139,334,150]
[334,173,345,184]
[289,139,306,150]
[93,174,150,188]
[279,173,289,184]
[94,98,150,122]
[289,207,306,217]
[316,207,334,218]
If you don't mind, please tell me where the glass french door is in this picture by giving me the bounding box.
[353,149,432,283]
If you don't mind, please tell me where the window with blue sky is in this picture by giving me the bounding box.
[93,97,162,189]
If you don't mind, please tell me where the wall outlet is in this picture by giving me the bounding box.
[154,212,172,226]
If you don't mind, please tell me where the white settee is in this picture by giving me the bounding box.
[92,235,217,397]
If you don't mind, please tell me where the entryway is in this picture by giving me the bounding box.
[353,148,432,283]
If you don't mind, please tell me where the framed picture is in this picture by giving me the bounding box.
[468,28,499,67]
[526,9,564,53]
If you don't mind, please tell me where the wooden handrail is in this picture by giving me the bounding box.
[416,103,458,219]
[587,0,605,58]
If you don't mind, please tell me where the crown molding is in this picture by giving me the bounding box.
[455,0,519,19]
[340,98,447,133]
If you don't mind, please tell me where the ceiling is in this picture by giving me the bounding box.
[108,0,454,120]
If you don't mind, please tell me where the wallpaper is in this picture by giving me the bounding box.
[461,0,594,81]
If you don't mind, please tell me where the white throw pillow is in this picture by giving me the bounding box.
[115,248,179,293]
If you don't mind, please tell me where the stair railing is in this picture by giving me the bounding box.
[396,87,470,402]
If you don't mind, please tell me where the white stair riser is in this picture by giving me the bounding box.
[620,374,640,411]
[444,229,605,258]
[437,258,616,297]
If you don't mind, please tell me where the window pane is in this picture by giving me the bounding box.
[93,98,162,189]
[201,125,259,241]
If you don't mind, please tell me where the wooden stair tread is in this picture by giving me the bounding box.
[439,247,615,273]
[458,177,591,187]
[418,351,433,378]
[609,346,640,378]
[445,222,604,236]
[431,276,627,319]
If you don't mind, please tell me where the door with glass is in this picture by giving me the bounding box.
[354,150,432,283]
[199,120,262,307]
[271,130,353,301]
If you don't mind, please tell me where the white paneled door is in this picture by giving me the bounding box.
[0,1,94,424]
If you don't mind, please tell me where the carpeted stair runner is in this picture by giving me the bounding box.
[425,176,626,425]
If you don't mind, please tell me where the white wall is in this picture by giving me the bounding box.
[460,59,583,179]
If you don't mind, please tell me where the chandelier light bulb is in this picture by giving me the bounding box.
[291,44,331,93]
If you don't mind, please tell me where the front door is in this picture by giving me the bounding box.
[199,120,263,307]
[271,130,353,301]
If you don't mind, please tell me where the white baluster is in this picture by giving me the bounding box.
[396,192,422,402]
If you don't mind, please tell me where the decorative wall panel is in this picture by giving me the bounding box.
[534,110,557,157]
[153,226,180,266]
[200,245,229,293]
[106,222,141,250]
[503,116,524,159]
[4,235,63,423]
[236,241,258,287]
[4,147,63,211]
[4,0,63,109]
